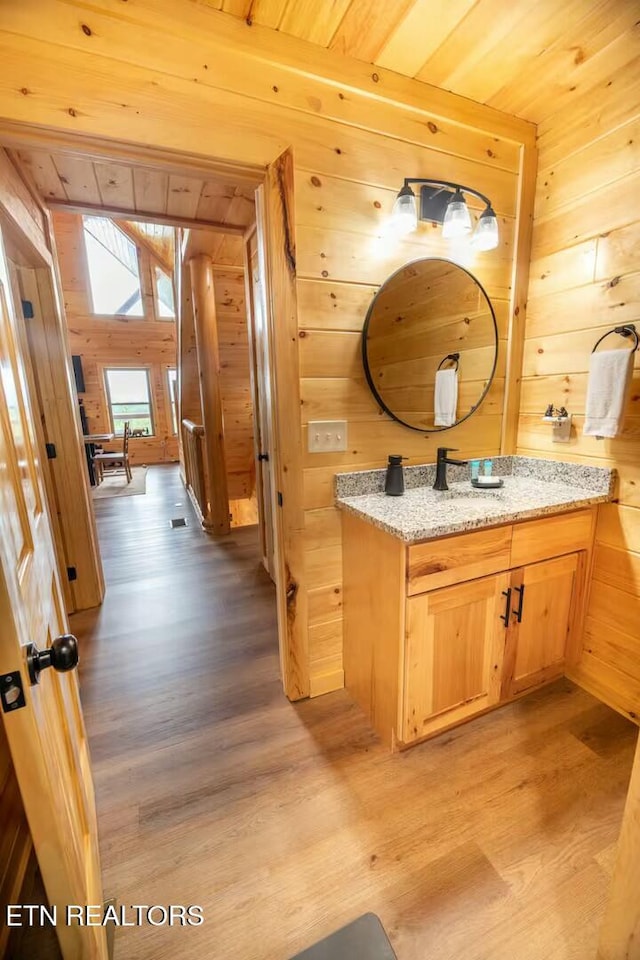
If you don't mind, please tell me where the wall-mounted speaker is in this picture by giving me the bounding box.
[71,355,85,394]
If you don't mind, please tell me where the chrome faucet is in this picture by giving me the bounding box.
[433,447,468,491]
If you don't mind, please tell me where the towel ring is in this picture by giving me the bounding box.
[437,352,460,371]
[591,324,639,354]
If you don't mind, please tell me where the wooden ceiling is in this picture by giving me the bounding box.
[215,0,637,123]
[184,227,245,268]
[14,148,256,233]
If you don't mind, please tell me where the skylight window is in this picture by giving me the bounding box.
[83,216,143,316]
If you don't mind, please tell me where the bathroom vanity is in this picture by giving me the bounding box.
[337,457,614,751]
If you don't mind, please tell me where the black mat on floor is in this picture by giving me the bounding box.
[290,913,397,959]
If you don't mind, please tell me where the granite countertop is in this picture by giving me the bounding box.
[335,457,614,544]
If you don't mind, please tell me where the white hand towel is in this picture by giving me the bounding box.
[583,348,634,438]
[434,368,458,427]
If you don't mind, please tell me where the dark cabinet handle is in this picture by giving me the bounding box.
[257,452,269,462]
[512,584,525,623]
[500,588,511,626]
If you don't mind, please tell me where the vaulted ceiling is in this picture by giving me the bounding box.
[212,0,638,123]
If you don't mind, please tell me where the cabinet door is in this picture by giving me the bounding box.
[504,553,579,697]
[402,573,510,743]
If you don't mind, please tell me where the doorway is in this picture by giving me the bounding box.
[0,130,291,959]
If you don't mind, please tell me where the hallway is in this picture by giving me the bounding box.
[70,465,636,960]
[72,464,283,958]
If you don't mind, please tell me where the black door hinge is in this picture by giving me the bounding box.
[1,672,26,713]
[277,491,283,507]
[67,566,77,582]
[21,299,34,319]
[45,442,57,459]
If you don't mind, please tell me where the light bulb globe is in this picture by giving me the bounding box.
[391,184,418,235]
[472,205,499,251]
[441,189,472,239]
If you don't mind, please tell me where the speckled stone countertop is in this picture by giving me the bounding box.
[335,457,614,543]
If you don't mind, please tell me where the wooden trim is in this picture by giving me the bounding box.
[242,230,270,577]
[0,119,265,187]
[0,150,51,268]
[47,199,247,235]
[500,141,538,454]
[188,254,230,537]
[257,150,309,700]
[597,735,640,959]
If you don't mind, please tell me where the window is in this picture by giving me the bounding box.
[167,368,177,434]
[83,216,143,316]
[104,368,153,436]
[155,266,175,319]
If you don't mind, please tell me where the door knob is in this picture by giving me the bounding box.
[26,634,79,685]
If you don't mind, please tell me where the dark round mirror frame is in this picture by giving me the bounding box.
[361,257,499,433]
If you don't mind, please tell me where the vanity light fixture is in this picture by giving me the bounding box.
[391,179,499,250]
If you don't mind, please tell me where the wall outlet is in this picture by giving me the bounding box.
[308,421,348,453]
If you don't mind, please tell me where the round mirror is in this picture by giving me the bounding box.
[362,258,498,432]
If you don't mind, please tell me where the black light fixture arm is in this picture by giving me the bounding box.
[402,178,493,209]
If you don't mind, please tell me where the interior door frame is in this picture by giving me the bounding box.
[243,223,275,580]
[0,151,105,616]
[0,120,310,701]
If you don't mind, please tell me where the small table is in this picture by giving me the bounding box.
[83,433,114,486]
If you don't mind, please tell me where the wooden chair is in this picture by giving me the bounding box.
[93,422,132,484]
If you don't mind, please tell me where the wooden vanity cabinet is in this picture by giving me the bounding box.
[502,553,582,698]
[403,572,510,743]
[342,508,596,750]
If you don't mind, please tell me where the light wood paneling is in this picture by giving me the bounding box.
[54,212,255,499]
[200,0,634,129]
[0,0,535,699]
[53,211,179,466]
[16,148,256,232]
[212,266,255,501]
[517,50,640,724]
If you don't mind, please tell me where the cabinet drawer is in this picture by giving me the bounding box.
[510,509,594,568]
[407,525,512,595]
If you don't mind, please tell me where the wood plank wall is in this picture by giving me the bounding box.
[52,210,179,465]
[0,0,535,699]
[299,177,517,695]
[518,58,640,723]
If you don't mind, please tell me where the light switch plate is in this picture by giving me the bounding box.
[308,420,348,453]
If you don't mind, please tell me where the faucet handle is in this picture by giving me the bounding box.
[437,446,458,456]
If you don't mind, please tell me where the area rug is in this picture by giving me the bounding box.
[92,466,148,499]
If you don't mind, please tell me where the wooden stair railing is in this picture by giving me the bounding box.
[181,419,207,524]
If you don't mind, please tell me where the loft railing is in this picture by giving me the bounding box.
[181,419,207,523]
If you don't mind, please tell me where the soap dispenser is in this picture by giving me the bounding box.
[385,455,406,496]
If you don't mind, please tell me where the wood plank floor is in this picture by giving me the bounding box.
[65,465,637,960]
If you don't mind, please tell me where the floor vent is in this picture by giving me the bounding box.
[169,517,188,528]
